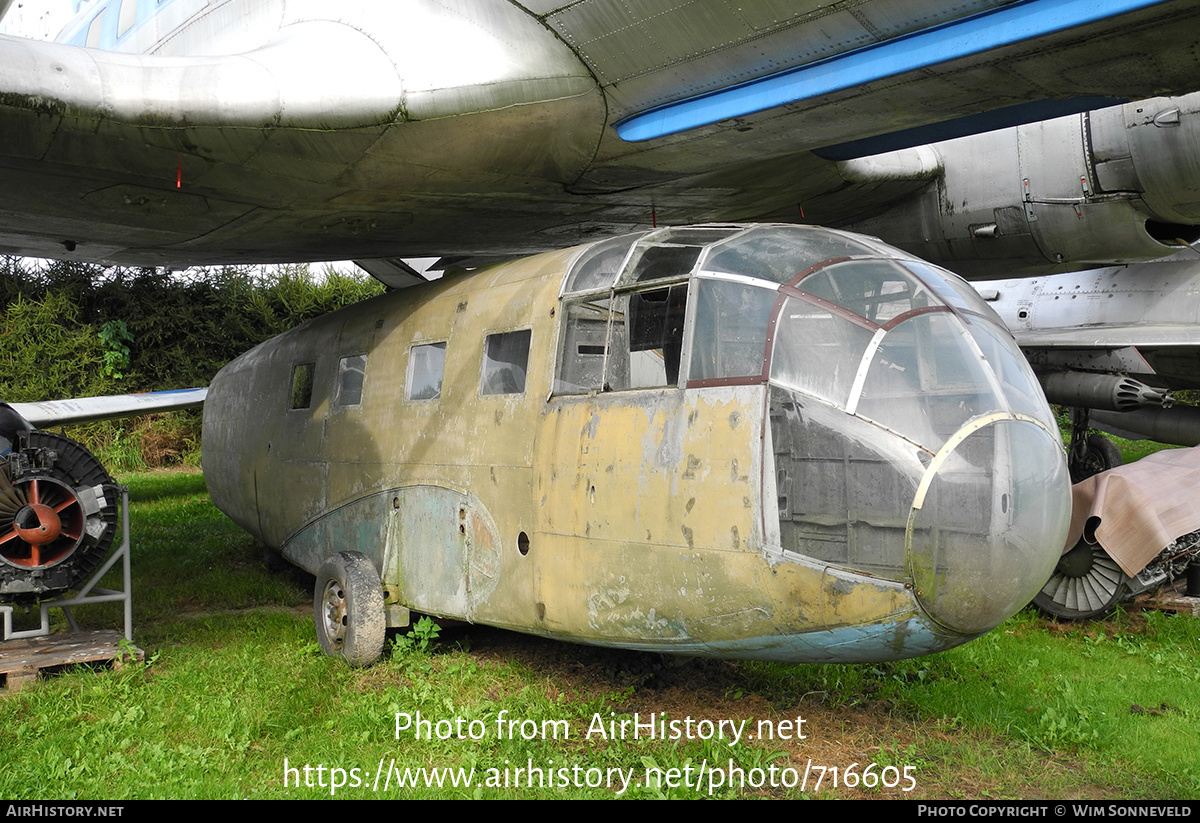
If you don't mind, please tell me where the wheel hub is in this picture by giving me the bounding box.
[320,580,348,650]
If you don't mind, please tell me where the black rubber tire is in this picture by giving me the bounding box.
[313,551,386,666]
[1069,433,1123,483]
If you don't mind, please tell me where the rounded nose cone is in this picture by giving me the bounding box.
[909,420,1070,635]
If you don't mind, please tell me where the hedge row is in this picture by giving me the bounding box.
[1,257,384,470]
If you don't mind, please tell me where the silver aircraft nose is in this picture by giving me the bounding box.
[905,415,1070,635]
[763,251,1072,642]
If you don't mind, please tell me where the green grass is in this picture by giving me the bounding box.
[1110,434,1181,465]
[0,471,1195,799]
[847,610,1198,796]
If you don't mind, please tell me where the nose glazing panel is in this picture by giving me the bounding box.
[763,241,1069,636]
[908,419,1069,634]
[769,387,925,578]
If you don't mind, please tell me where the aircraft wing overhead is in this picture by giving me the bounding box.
[0,0,1198,265]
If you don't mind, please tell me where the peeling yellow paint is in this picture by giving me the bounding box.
[204,235,1008,661]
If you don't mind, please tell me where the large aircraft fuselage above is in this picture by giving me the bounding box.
[843,95,1200,278]
[0,0,1198,266]
[202,225,1071,662]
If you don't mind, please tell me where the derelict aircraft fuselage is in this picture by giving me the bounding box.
[6,0,1176,663]
[203,225,1071,664]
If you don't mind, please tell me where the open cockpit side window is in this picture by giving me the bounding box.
[554,228,746,395]
[625,284,689,388]
[556,282,691,393]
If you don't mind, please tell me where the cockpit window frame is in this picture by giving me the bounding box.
[553,273,696,395]
[684,272,779,390]
[554,227,1022,417]
[686,254,1003,403]
[760,254,1038,455]
[560,233,645,297]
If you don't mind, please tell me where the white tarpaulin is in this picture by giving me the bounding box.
[1066,445,1200,576]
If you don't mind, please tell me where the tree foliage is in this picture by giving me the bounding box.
[0,257,385,468]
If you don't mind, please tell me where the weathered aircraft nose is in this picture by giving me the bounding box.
[762,249,1073,651]
[768,391,1070,654]
[906,416,1070,636]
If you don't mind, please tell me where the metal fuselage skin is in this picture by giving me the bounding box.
[0,1,1196,268]
[841,94,1200,279]
[980,261,1200,383]
[203,225,1071,663]
[974,258,1200,446]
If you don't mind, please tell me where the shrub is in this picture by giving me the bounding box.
[1,257,384,465]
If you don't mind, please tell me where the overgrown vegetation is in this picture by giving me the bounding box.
[0,472,1194,800]
[0,257,384,470]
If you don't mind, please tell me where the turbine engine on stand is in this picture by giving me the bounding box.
[0,406,119,603]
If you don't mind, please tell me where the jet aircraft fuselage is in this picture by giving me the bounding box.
[203,225,1071,664]
[841,94,1200,279]
[1,0,1198,269]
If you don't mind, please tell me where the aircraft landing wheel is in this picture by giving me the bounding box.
[313,551,385,666]
[1032,540,1128,620]
[1069,433,1122,483]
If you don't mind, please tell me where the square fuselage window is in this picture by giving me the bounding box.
[481,330,531,395]
[290,362,315,409]
[407,342,447,400]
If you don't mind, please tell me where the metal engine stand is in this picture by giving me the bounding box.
[0,488,141,690]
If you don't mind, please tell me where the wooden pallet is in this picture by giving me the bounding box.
[1147,593,1200,617]
[1133,579,1200,618]
[0,630,143,692]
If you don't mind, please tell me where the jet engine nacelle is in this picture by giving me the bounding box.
[840,95,1200,279]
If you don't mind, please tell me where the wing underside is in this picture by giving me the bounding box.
[0,0,1197,265]
[1014,325,1200,350]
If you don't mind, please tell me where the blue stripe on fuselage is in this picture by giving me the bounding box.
[61,0,181,49]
